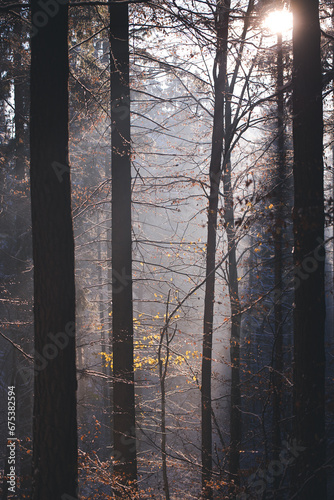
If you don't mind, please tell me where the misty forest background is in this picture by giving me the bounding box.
[0,0,334,498]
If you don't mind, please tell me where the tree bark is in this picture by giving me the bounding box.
[158,298,171,500]
[30,1,78,498]
[110,0,137,487]
[98,220,111,461]
[272,31,284,489]
[220,1,254,487]
[201,2,230,498]
[292,0,326,497]
[223,149,242,488]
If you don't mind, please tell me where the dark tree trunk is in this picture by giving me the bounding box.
[158,303,171,500]
[222,2,253,489]
[98,223,111,461]
[272,31,284,486]
[201,1,230,498]
[30,2,78,498]
[223,149,241,488]
[292,0,326,498]
[109,0,137,487]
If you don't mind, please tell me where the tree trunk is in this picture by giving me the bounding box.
[272,31,284,489]
[223,85,241,485]
[223,152,242,488]
[292,0,326,497]
[110,0,137,487]
[201,2,230,498]
[158,299,171,500]
[222,2,253,488]
[98,220,110,461]
[30,1,78,498]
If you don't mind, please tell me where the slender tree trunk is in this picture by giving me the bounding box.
[272,31,284,488]
[158,297,171,500]
[110,0,137,487]
[105,158,113,455]
[291,0,326,498]
[98,222,110,461]
[223,108,241,486]
[159,350,170,500]
[221,3,253,488]
[30,0,78,498]
[223,169,241,487]
[201,2,229,497]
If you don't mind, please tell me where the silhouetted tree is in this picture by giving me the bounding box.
[201,1,230,497]
[110,0,137,489]
[292,0,326,497]
[30,0,78,497]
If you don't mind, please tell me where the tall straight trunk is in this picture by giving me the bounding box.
[223,173,241,486]
[221,2,253,487]
[291,0,326,498]
[98,222,110,460]
[30,1,77,498]
[201,1,230,498]
[158,305,171,500]
[223,113,241,486]
[109,0,137,486]
[105,158,113,450]
[272,31,284,481]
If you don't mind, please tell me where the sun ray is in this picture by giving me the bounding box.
[264,9,293,34]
